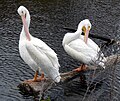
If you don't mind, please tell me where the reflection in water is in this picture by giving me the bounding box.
[0,0,120,101]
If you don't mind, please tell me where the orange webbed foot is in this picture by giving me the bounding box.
[24,71,45,83]
[36,72,46,82]
[24,70,39,82]
[73,64,87,72]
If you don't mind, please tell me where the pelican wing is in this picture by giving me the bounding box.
[26,38,60,71]
[80,35,100,52]
[69,39,98,55]
[65,39,99,63]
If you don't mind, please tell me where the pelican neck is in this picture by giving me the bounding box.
[20,9,31,41]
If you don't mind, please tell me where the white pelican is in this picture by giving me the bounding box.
[62,19,106,71]
[18,6,61,83]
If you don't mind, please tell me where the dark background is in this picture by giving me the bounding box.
[0,0,120,101]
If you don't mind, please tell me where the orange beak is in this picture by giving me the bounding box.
[84,28,89,44]
[21,15,31,41]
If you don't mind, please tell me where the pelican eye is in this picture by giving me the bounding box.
[88,26,90,30]
[21,11,24,14]
[82,26,86,32]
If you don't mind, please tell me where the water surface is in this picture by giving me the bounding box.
[0,0,120,101]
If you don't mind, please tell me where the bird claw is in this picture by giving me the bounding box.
[73,67,82,72]
[24,79,36,83]
[73,64,87,72]
[36,76,46,82]
[24,72,45,82]
[24,77,46,83]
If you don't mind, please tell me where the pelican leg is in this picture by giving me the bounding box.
[25,71,45,82]
[38,72,45,81]
[33,71,45,81]
[73,64,87,72]
[24,70,39,82]
[33,70,39,81]
[81,64,87,70]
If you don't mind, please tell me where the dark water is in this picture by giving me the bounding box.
[0,0,120,101]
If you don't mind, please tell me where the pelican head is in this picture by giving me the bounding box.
[78,19,92,43]
[17,6,30,24]
[17,6,31,41]
[17,6,28,18]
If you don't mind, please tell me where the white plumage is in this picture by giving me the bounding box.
[62,19,106,68]
[18,6,61,82]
